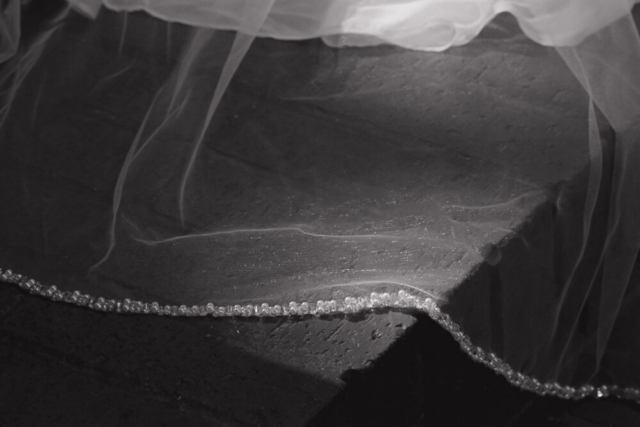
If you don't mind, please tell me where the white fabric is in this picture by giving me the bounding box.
[69,0,637,50]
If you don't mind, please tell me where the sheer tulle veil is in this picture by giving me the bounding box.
[1,0,640,400]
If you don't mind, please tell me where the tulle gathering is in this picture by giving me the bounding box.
[68,0,637,50]
[1,0,640,402]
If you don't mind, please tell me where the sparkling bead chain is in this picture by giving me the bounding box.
[1,266,638,403]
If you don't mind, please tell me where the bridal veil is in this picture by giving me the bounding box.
[1,0,640,400]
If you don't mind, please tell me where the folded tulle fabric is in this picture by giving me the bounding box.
[68,0,636,50]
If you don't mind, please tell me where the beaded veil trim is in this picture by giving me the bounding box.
[1,266,639,403]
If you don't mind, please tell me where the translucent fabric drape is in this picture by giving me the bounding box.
[1,0,639,398]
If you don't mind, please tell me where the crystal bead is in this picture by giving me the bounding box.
[241,305,252,317]
[205,303,215,314]
[288,302,298,316]
[596,386,609,398]
[540,383,554,395]
[325,300,334,312]
[20,279,35,290]
[370,293,381,307]
[260,303,269,316]
[150,302,159,314]
[565,386,578,399]
[300,302,309,315]
[395,295,407,307]
[407,295,419,307]
[421,298,435,312]
[381,293,392,305]
[523,377,538,391]
[273,305,283,316]
[472,347,485,361]
[198,305,207,316]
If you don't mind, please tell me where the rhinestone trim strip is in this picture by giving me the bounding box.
[1,267,638,402]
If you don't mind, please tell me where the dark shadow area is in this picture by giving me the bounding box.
[414,308,640,427]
